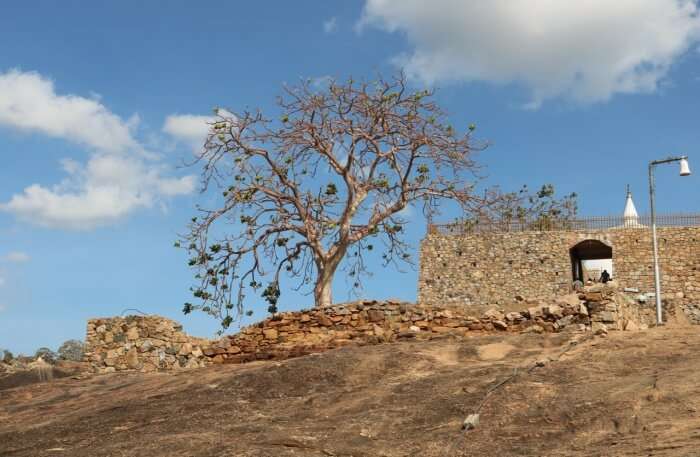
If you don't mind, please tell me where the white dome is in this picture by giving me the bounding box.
[622,186,644,228]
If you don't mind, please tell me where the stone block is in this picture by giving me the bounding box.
[483,309,504,321]
[316,314,333,326]
[505,312,523,322]
[522,325,544,334]
[624,320,640,331]
[178,342,193,356]
[556,315,575,328]
[591,322,608,335]
[263,328,279,340]
[431,326,453,333]
[126,327,139,341]
[527,307,543,319]
[367,310,385,322]
[546,305,563,319]
[492,320,508,330]
[126,348,141,369]
[594,311,616,323]
[585,292,603,302]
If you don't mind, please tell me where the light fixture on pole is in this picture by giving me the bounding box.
[648,155,691,325]
[680,157,691,176]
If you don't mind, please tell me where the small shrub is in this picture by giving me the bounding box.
[57,339,85,362]
[34,347,57,364]
[1,349,12,364]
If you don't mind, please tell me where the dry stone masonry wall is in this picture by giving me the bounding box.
[84,316,211,373]
[85,289,647,373]
[419,227,700,313]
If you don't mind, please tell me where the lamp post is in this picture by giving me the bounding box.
[648,156,691,325]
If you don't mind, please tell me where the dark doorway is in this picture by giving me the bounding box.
[570,239,613,283]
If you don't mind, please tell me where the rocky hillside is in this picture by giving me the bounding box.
[2,322,700,456]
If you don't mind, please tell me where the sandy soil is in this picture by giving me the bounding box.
[2,325,700,457]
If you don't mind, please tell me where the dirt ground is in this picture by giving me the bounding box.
[2,325,700,457]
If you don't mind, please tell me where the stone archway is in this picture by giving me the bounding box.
[570,239,613,283]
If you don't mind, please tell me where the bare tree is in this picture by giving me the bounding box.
[179,74,486,329]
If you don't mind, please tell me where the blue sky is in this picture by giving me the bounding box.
[1,1,699,354]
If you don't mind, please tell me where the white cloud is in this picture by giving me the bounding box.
[163,110,237,153]
[3,251,30,263]
[0,69,140,153]
[3,153,194,230]
[323,17,338,34]
[360,0,700,106]
[163,114,213,153]
[0,69,195,230]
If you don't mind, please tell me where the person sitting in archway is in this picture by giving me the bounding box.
[600,269,611,284]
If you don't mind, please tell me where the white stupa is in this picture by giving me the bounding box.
[621,185,645,228]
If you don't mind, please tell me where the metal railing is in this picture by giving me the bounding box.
[427,213,700,235]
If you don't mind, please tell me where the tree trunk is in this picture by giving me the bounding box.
[313,275,333,308]
[313,254,343,307]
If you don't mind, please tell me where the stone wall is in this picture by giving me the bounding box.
[418,227,700,311]
[85,291,646,373]
[84,316,212,373]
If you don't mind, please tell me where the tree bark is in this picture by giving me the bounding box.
[313,274,333,308]
[313,250,345,307]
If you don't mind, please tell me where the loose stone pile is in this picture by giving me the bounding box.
[84,316,211,373]
[85,285,651,373]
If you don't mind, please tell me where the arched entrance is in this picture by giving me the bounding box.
[570,239,613,283]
